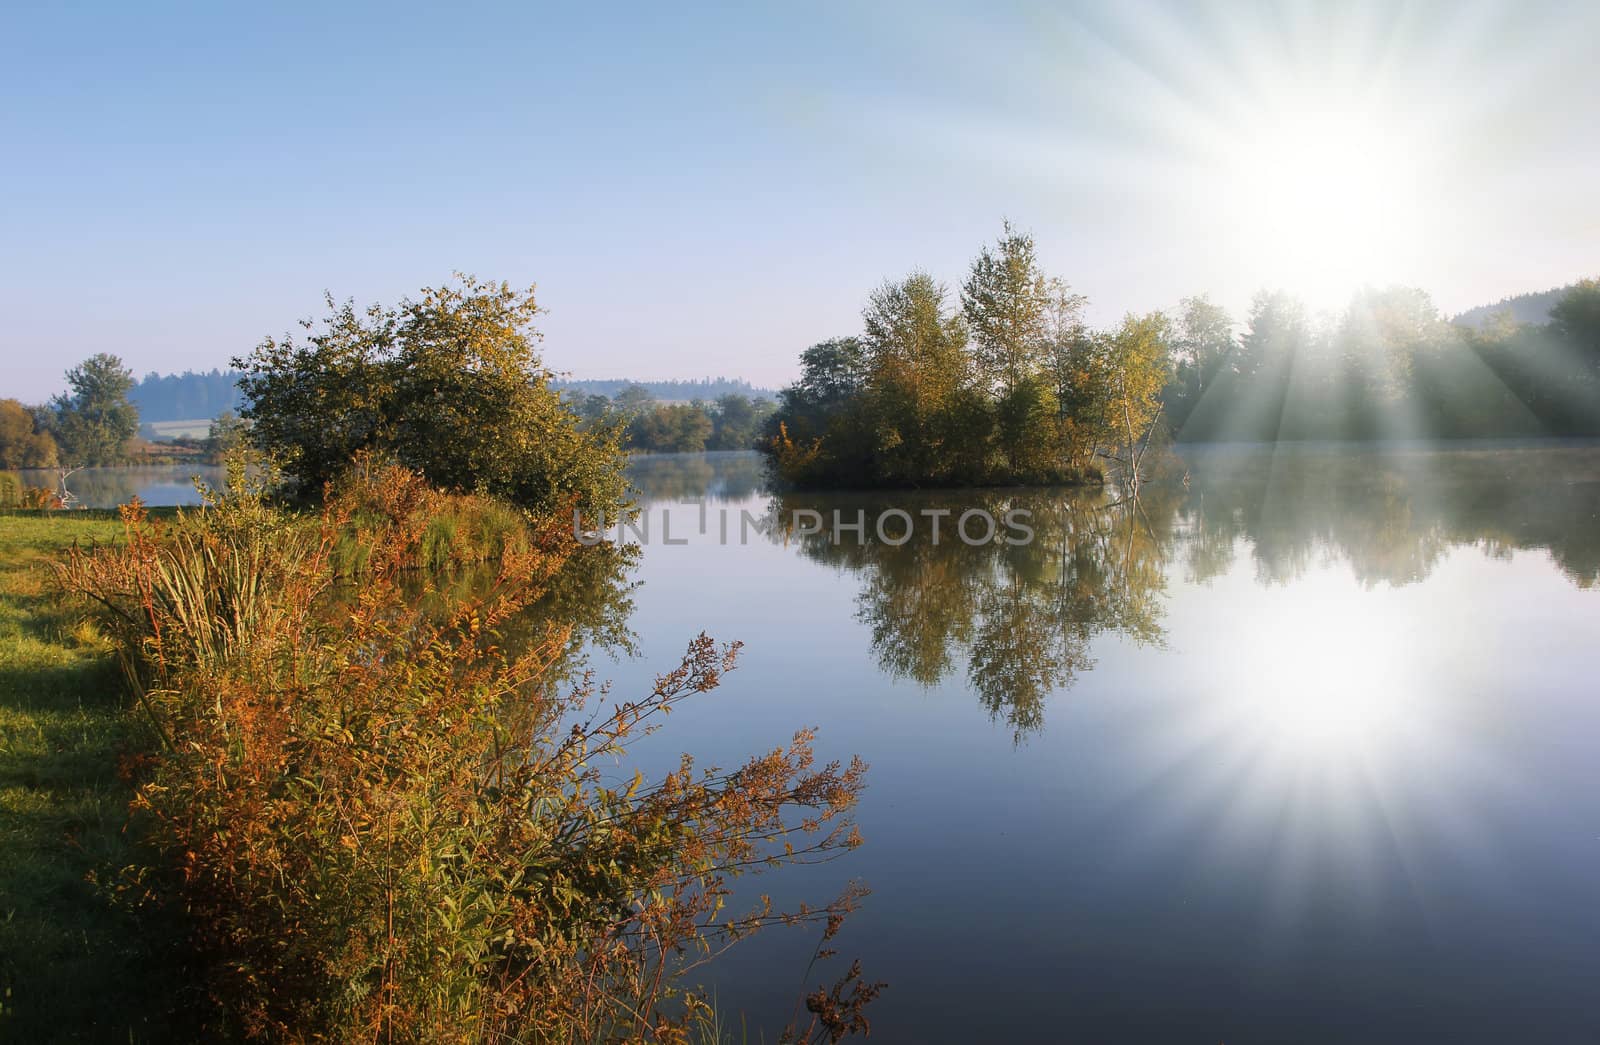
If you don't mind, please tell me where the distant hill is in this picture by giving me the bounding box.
[1452,285,1574,329]
[126,370,777,429]
[552,377,778,402]
[129,369,245,423]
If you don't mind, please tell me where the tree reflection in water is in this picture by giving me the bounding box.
[625,449,766,503]
[765,445,1600,739]
[769,488,1175,739]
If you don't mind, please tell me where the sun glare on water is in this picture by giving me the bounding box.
[1229,589,1422,757]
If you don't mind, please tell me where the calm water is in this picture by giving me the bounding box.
[32,449,1600,1040]
[608,446,1600,1043]
[16,464,227,508]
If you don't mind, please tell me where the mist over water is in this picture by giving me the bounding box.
[605,446,1600,1044]
[29,446,1600,1042]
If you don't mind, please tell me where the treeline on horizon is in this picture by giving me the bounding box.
[567,383,776,454]
[105,372,777,428]
[760,225,1600,488]
[128,367,245,422]
[117,372,768,422]
[10,265,1600,475]
[1452,285,1574,329]
[1168,281,1600,442]
[552,376,777,401]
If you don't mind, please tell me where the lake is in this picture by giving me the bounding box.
[15,463,228,508]
[608,446,1600,1043]
[31,446,1600,1041]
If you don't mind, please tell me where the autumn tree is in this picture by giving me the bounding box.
[1095,312,1173,492]
[961,221,1052,395]
[861,272,973,482]
[0,398,59,468]
[962,223,1064,474]
[764,227,1170,488]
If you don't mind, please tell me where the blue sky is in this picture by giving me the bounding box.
[4,0,1597,401]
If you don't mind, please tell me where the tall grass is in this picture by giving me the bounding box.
[54,457,876,1042]
[55,482,326,740]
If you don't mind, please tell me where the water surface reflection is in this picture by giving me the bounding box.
[15,464,228,508]
[605,446,1600,1043]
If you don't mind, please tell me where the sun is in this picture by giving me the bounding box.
[1224,104,1428,310]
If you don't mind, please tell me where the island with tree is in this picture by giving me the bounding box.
[762,226,1600,492]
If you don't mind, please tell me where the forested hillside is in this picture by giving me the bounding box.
[1453,285,1572,329]
[552,377,775,401]
[128,369,245,421]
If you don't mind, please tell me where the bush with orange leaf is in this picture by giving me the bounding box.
[57,459,877,1042]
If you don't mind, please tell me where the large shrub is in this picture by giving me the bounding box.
[58,465,875,1042]
[234,276,630,521]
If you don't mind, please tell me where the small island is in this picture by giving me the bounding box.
[760,225,1600,491]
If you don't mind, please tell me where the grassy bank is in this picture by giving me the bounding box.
[2,490,869,1041]
[0,513,190,1041]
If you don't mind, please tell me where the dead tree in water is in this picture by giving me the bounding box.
[1096,396,1165,497]
[53,467,81,509]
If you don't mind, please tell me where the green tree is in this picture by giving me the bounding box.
[766,337,875,484]
[0,398,59,468]
[961,221,1052,396]
[1217,290,1316,441]
[1550,277,1600,373]
[627,403,713,452]
[1237,291,1310,380]
[1041,281,1099,469]
[611,383,656,415]
[795,338,867,405]
[1165,295,1234,428]
[1096,312,1173,492]
[707,393,773,450]
[862,272,972,482]
[235,276,628,518]
[204,409,249,463]
[1337,286,1444,406]
[51,354,140,465]
[573,392,613,426]
[962,224,1065,474]
[771,338,866,442]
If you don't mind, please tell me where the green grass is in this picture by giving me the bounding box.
[0,514,193,1041]
[0,503,544,1038]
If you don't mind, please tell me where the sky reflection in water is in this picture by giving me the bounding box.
[608,446,1600,1044]
[44,448,1598,1040]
